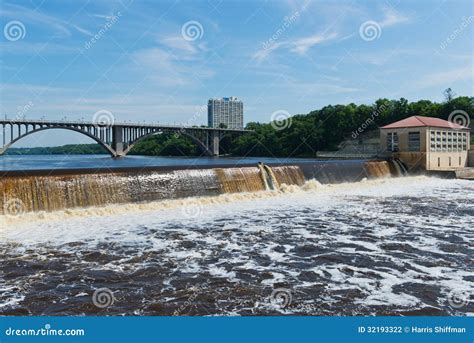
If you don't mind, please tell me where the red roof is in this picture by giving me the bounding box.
[380,116,468,129]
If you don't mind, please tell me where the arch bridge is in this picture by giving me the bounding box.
[0,119,251,157]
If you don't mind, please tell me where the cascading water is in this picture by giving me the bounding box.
[0,160,405,214]
[393,159,408,175]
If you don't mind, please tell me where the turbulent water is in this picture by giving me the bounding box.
[0,176,473,316]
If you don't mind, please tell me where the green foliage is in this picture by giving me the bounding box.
[128,133,199,156]
[5,144,107,155]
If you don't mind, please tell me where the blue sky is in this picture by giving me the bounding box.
[1,0,473,146]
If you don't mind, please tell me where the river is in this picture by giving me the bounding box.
[0,155,326,172]
[1,166,472,316]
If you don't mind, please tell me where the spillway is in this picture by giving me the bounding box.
[0,160,406,214]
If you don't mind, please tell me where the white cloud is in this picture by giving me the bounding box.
[253,42,285,61]
[379,5,410,28]
[0,3,92,38]
[253,31,338,61]
[416,65,473,88]
[160,36,199,54]
[291,32,338,54]
[132,45,214,86]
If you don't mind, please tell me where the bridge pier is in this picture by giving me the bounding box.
[210,131,220,156]
[111,126,125,157]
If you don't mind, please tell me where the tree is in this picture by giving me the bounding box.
[444,88,455,102]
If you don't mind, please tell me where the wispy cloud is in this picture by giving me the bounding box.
[253,31,338,61]
[133,39,214,86]
[160,35,202,55]
[378,5,411,28]
[1,3,93,38]
[290,32,338,54]
[416,65,473,88]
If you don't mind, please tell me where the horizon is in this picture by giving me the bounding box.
[1,0,473,147]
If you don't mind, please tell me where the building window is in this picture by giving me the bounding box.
[438,157,440,167]
[408,131,420,152]
[430,130,442,152]
[387,132,399,152]
[449,157,451,167]
[459,156,461,166]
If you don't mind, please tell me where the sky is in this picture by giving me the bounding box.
[0,0,473,147]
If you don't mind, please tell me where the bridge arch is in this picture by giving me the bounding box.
[123,129,212,156]
[0,126,117,156]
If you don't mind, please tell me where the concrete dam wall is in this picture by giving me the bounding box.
[0,160,405,214]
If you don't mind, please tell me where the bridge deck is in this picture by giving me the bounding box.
[0,119,251,133]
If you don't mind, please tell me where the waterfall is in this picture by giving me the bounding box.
[393,159,408,175]
[215,167,266,193]
[0,160,407,215]
[1,165,305,214]
[271,166,305,186]
[257,163,271,190]
[363,161,392,178]
[257,163,280,191]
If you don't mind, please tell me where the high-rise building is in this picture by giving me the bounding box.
[208,97,243,129]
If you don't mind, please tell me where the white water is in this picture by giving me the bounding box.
[1,176,473,315]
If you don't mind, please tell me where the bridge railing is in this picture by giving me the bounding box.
[0,117,252,132]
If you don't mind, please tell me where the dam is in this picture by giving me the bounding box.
[0,159,406,214]
[0,155,472,317]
